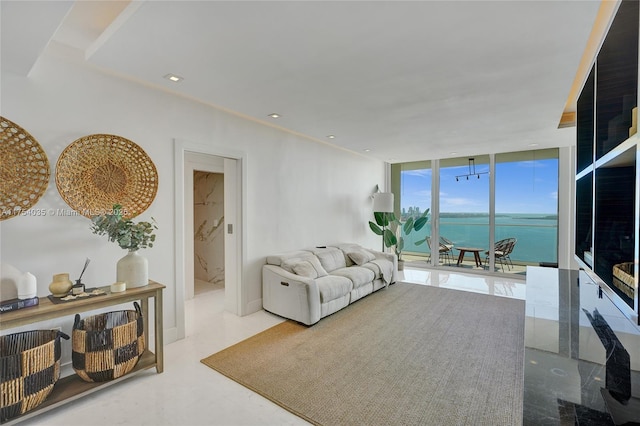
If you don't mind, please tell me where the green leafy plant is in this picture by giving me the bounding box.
[369,208,430,260]
[91,204,157,251]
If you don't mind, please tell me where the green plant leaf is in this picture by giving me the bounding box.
[90,203,158,251]
[403,217,414,234]
[383,229,397,248]
[373,211,391,227]
[414,216,428,231]
[369,221,383,235]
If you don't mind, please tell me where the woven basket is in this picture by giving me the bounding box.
[613,262,635,299]
[72,302,145,382]
[0,330,69,422]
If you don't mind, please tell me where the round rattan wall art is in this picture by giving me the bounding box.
[55,134,158,218]
[0,116,50,221]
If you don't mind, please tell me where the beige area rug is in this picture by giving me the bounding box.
[201,283,525,426]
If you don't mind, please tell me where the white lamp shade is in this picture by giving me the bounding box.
[372,192,394,212]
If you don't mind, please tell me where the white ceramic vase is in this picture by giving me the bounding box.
[19,272,37,299]
[117,250,149,288]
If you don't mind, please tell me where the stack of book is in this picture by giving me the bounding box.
[0,296,39,313]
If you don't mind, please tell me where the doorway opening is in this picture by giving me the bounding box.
[175,140,245,342]
[193,170,225,296]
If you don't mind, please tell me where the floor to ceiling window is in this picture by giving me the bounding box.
[392,149,559,275]
[439,155,490,266]
[392,161,432,258]
[495,150,559,268]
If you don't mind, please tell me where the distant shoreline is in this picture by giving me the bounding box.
[438,212,558,220]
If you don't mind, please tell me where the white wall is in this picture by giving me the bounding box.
[0,44,385,343]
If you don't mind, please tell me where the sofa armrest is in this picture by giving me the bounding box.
[369,249,398,284]
[262,265,322,325]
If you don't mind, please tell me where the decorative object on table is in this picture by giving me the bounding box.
[0,263,22,301]
[116,251,148,289]
[72,302,145,382]
[46,287,106,304]
[55,134,158,218]
[91,203,157,288]
[73,257,90,295]
[110,281,126,293]
[0,116,50,221]
[71,283,85,296]
[18,271,37,299]
[48,273,73,297]
[0,330,69,421]
[0,296,39,314]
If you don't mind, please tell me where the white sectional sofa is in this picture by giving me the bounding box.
[262,243,398,325]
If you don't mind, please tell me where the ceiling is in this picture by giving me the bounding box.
[1,1,602,163]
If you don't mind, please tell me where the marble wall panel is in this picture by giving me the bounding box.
[194,171,224,286]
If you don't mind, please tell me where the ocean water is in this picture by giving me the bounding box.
[402,213,558,264]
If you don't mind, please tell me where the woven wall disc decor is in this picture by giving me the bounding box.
[55,134,158,218]
[0,116,50,221]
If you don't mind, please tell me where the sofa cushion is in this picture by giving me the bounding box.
[283,257,328,279]
[331,266,376,288]
[346,248,376,266]
[266,250,314,266]
[314,248,347,273]
[316,275,352,303]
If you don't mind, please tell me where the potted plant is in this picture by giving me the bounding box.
[369,208,429,269]
[91,204,157,288]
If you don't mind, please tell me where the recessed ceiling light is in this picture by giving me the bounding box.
[327,135,336,139]
[268,113,281,119]
[528,143,539,147]
[364,149,371,152]
[164,73,183,83]
[450,152,458,156]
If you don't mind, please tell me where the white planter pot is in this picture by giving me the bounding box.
[117,250,149,288]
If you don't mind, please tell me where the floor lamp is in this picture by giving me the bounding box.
[372,192,394,252]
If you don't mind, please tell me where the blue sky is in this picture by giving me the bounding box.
[401,159,559,214]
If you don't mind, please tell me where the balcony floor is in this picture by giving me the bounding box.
[402,253,529,275]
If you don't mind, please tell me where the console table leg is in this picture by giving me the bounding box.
[141,297,150,351]
[154,288,164,373]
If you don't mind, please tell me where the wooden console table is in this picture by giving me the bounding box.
[0,280,165,424]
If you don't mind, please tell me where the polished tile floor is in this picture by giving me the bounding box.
[21,268,525,426]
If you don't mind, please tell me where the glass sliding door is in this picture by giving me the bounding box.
[495,150,559,269]
[391,161,431,260]
[438,156,490,267]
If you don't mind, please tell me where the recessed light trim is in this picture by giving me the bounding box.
[164,73,184,83]
[268,113,281,119]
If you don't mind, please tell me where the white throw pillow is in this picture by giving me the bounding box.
[283,257,328,278]
[292,261,318,278]
[347,249,376,266]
